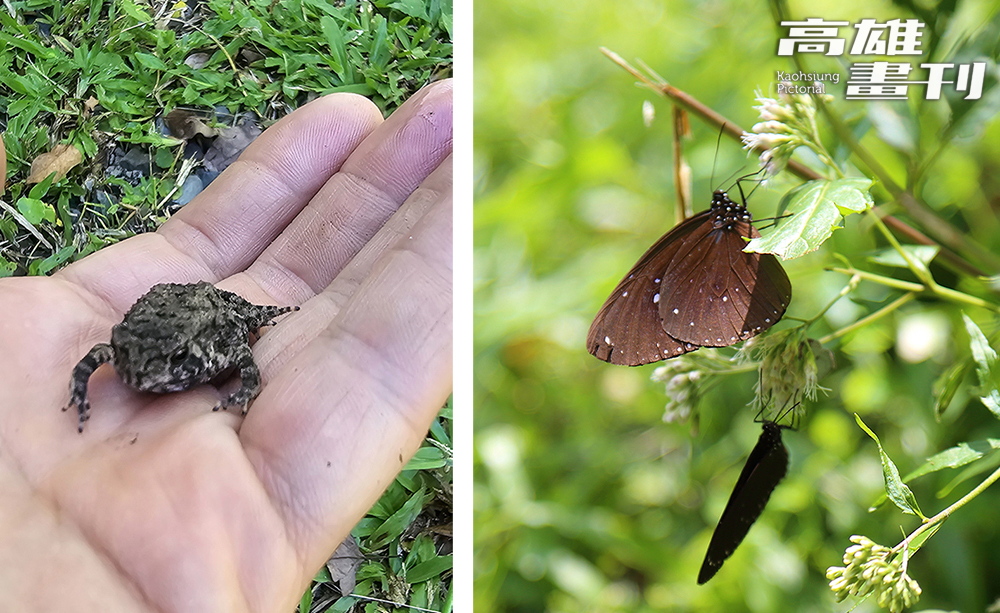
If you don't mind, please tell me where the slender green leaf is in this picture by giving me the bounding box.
[404,446,448,470]
[406,555,452,584]
[28,245,75,276]
[933,357,974,419]
[368,487,428,549]
[963,314,1000,418]
[320,16,351,83]
[855,414,924,518]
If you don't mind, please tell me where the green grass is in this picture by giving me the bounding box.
[0,0,452,275]
[300,402,453,613]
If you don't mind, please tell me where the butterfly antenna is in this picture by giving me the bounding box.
[710,123,726,189]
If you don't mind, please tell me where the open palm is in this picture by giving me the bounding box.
[0,81,452,612]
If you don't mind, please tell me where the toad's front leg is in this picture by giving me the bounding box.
[64,343,115,433]
[213,344,262,416]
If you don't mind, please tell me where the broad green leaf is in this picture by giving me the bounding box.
[390,0,428,20]
[963,314,1000,419]
[135,52,169,71]
[16,197,56,225]
[869,244,940,272]
[856,414,924,518]
[745,177,874,258]
[0,256,15,278]
[119,0,152,22]
[28,173,55,200]
[298,584,313,612]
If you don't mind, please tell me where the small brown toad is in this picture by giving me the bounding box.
[65,282,299,432]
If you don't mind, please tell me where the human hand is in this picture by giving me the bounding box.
[0,80,452,612]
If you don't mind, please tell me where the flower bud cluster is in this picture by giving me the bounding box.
[826,535,922,613]
[742,329,833,420]
[651,358,703,423]
[741,83,832,177]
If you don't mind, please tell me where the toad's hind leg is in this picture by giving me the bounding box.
[65,343,115,433]
[213,344,261,416]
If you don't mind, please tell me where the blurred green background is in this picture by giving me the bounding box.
[474,0,1000,611]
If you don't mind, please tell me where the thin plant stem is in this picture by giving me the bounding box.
[827,267,924,292]
[819,293,918,344]
[896,463,1000,555]
[803,274,861,329]
[866,208,934,287]
[827,266,1000,313]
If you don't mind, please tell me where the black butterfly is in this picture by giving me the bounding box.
[698,421,789,584]
[587,188,791,365]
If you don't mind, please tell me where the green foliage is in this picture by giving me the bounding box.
[965,314,1000,417]
[855,414,924,518]
[0,0,451,275]
[300,403,452,613]
[747,178,874,258]
[475,0,1000,611]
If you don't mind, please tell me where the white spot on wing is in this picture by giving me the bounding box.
[653,293,660,304]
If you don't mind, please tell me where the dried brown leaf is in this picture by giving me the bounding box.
[325,535,363,595]
[184,53,209,69]
[26,143,82,184]
[164,109,218,140]
[204,122,261,172]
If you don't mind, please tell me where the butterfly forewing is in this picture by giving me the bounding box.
[697,422,789,584]
[587,212,710,366]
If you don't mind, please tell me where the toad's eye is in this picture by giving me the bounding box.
[170,349,189,363]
